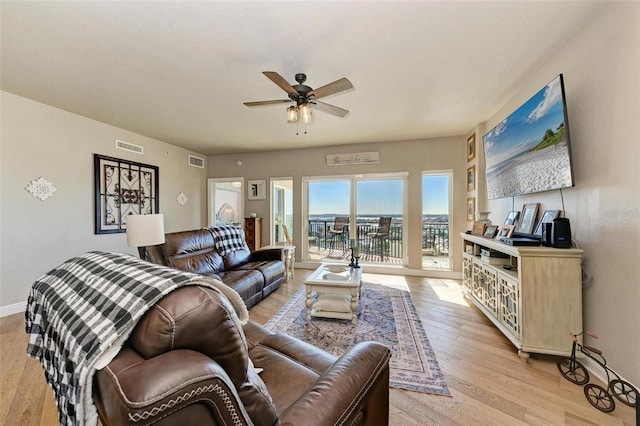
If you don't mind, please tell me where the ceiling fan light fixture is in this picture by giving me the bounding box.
[300,102,312,124]
[286,105,298,123]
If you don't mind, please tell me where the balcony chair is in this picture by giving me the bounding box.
[368,217,392,261]
[328,216,349,256]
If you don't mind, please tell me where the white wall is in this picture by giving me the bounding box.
[208,136,467,275]
[483,3,639,385]
[0,91,207,312]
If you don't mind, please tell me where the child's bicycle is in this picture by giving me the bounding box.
[556,331,638,412]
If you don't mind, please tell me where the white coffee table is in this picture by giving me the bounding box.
[304,263,363,324]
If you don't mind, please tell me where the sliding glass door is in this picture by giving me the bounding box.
[306,179,350,259]
[303,173,407,265]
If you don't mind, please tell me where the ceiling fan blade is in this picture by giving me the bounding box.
[263,71,298,97]
[313,100,350,117]
[244,99,292,107]
[308,78,353,100]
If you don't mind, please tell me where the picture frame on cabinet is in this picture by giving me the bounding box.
[533,210,561,235]
[497,224,515,239]
[504,211,520,226]
[516,203,539,234]
[472,221,486,236]
[467,165,476,191]
[467,134,476,162]
[483,224,499,238]
[467,197,476,221]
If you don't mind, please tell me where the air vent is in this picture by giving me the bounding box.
[115,139,143,154]
[188,155,205,168]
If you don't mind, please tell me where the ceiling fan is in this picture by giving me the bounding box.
[244,72,353,124]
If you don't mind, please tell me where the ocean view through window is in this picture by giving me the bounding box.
[422,172,452,270]
[304,173,407,265]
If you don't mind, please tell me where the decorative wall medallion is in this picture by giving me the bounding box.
[26,177,57,201]
[176,192,188,206]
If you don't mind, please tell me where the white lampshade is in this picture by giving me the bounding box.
[126,214,165,247]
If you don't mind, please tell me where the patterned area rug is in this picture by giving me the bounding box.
[264,282,450,396]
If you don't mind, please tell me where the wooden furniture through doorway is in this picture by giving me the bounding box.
[244,217,261,251]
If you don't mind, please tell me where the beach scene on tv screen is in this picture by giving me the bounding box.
[483,76,573,199]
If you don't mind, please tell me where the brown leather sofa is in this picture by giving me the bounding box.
[94,285,391,425]
[146,228,285,308]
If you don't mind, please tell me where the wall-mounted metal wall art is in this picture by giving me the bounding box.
[26,177,58,201]
[94,154,159,234]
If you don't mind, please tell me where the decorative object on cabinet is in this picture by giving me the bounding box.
[467,197,476,221]
[467,165,476,191]
[461,232,583,361]
[471,222,486,236]
[497,225,515,239]
[534,209,561,235]
[176,192,188,206]
[248,179,266,200]
[244,216,262,251]
[477,211,492,224]
[467,133,476,162]
[25,177,57,201]
[516,203,539,235]
[483,225,498,238]
[94,154,159,234]
[504,211,520,226]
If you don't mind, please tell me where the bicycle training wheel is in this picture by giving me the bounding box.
[584,383,615,413]
[609,379,638,408]
[557,358,589,385]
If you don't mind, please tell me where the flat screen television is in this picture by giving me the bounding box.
[483,74,575,200]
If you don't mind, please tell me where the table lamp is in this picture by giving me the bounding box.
[126,214,165,261]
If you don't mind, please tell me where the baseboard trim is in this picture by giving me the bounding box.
[0,301,26,318]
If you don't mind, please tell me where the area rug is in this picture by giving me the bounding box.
[264,282,451,396]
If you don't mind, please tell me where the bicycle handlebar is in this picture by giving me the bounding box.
[569,330,599,342]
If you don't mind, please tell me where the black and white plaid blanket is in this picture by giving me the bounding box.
[25,251,248,426]
[209,225,248,255]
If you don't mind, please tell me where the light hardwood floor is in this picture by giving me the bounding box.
[1,269,636,425]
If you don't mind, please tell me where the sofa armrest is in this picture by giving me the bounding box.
[94,348,252,426]
[250,248,284,263]
[279,342,391,426]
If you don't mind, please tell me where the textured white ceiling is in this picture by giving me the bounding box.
[1,1,606,155]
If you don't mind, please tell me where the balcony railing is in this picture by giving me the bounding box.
[307,218,449,261]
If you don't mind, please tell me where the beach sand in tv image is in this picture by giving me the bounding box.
[483,76,573,200]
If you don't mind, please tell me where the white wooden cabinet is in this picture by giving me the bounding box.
[461,233,583,360]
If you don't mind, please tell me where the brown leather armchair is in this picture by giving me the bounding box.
[93,285,391,425]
